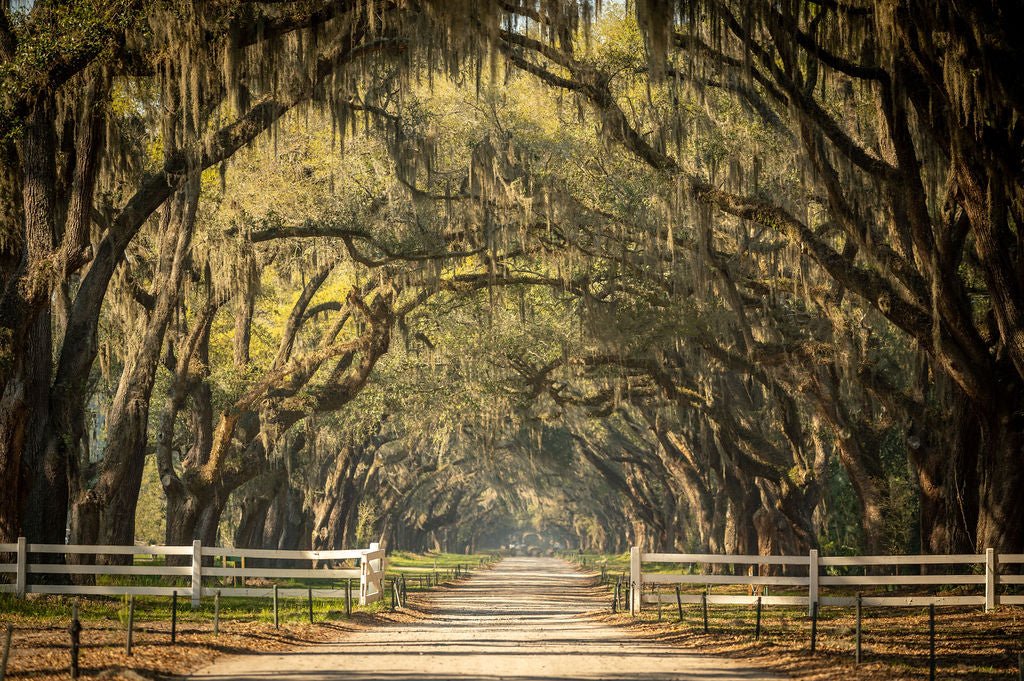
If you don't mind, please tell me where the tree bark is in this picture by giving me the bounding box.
[71,176,199,552]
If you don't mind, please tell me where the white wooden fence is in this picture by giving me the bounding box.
[630,547,1024,615]
[0,538,386,607]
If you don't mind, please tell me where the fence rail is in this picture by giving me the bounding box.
[630,547,1020,615]
[0,538,385,607]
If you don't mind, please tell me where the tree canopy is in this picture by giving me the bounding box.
[1,0,1022,557]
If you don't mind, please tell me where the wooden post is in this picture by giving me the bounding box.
[69,604,81,678]
[810,600,818,653]
[855,593,862,664]
[629,546,641,616]
[371,543,381,603]
[1,623,12,681]
[675,586,683,622]
[985,548,996,612]
[808,548,819,617]
[929,604,936,681]
[755,596,762,640]
[213,591,220,636]
[308,588,314,624]
[345,579,352,617]
[191,540,203,608]
[171,591,177,643]
[360,544,374,606]
[14,538,25,599]
[273,585,279,629]
[701,591,708,633]
[125,595,135,656]
[612,578,619,614]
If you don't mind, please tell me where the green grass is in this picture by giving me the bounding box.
[384,551,500,595]
[562,552,994,603]
[386,550,497,570]
[0,550,500,624]
[0,591,384,625]
[560,551,629,574]
[561,551,694,574]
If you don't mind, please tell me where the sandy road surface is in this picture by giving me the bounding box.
[191,557,783,681]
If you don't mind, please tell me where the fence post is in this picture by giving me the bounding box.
[755,596,762,640]
[985,548,996,612]
[15,537,26,599]
[273,584,279,629]
[125,595,135,656]
[1,622,12,681]
[213,590,220,636]
[928,603,936,681]
[69,603,81,678]
[810,600,818,653]
[629,546,641,616]
[808,548,819,616]
[855,592,863,664]
[191,540,202,608]
[359,545,374,606]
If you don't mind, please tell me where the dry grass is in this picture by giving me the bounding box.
[0,554,496,680]
[5,564,1020,681]
[595,602,1024,680]
[0,606,404,680]
[0,578,464,680]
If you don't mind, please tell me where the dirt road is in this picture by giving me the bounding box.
[191,557,783,680]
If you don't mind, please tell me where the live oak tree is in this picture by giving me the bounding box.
[2,1,1021,558]
[492,0,1024,553]
[0,0,523,545]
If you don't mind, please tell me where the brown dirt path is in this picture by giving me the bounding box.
[189,556,784,680]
